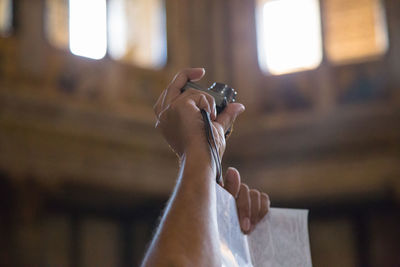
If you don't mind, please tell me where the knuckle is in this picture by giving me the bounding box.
[240,183,249,192]
[185,88,197,94]
[249,189,260,198]
[199,95,209,108]
[177,69,188,78]
[261,192,270,201]
[170,101,178,109]
[260,193,271,212]
[207,96,216,108]
[202,91,213,99]
[200,93,211,103]
[208,95,216,106]
[170,102,185,113]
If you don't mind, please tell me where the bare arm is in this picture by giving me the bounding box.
[142,68,269,266]
[142,68,232,266]
[142,147,220,266]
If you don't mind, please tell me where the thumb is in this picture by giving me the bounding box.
[215,103,245,133]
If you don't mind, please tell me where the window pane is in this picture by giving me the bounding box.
[324,0,389,64]
[45,0,69,49]
[256,0,323,75]
[0,0,12,36]
[69,0,107,60]
[108,0,167,69]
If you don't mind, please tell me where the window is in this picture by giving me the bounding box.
[256,0,323,75]
[108,0,167,69]
[324,0,388,64]
[0,0,12,36]
[45,0,167,67]
[69,0,107,60]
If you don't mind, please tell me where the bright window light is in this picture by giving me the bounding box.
[108,0,127,60]
[69,0,107,60]
[256,0,323,75]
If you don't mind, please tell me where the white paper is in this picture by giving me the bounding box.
[216,184,312,267]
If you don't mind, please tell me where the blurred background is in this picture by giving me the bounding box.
[0,0,399,266]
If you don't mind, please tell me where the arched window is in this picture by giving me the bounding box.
[45,0,167,68]
[256,0,323,75]
[69,0,107,60]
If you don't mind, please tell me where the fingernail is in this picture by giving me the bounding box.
[227,166,236,172]
[190,68,206,81]
[239,104,245,113]
[196,67,206,75]
[242,217,250,232]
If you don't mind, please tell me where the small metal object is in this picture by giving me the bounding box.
[182,81,237,114]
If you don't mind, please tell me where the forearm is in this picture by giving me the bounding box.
[141,148,221,267]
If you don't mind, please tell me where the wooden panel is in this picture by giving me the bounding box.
[43,216,71,267]
[369,214,400,266]
[0,88,178,196]
[238,155,399,202]
[310,219,358,267]
[225,104,400,202]
[165,0,191,69]
[230,0,260,111]
[81,219,121,267]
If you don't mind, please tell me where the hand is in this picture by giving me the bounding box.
[222,167,270,234]
[153,68,245,160]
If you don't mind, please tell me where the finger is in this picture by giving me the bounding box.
[206,94,217,120]
[215,103,245,133]
[202,92,216,120]
[223,167,241,198]
[259,193,270,221]
[184,89,217,120]
[236,184,251,234]
[249,190,261,229]
[164,68,205,107]
[197,94,212,115]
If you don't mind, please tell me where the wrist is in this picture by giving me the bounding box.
[180,143,217,180]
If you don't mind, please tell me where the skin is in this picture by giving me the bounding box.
[141,68,270,266]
